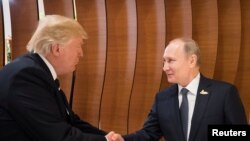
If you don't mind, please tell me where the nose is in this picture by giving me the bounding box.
[79,48,84,58]
[162,62,169,72]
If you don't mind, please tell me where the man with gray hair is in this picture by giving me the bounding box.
[110,38,247,141]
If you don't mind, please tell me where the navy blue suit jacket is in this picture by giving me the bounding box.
[0,53,107,141]
[124,75,247,141]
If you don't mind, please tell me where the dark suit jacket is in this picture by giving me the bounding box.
[124,74,247,141]
[0,53,107,141]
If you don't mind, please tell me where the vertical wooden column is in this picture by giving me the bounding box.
[43,0,74,18]
[128,0,166,133]
[214,0,241,83]
[191,0,218,78]
[73,0,107,127]
[9,0,38,59]
[165,0,192,40]
[99,0,137,134]
[235,0,250,121]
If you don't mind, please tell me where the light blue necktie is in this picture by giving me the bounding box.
[180,88,189,141]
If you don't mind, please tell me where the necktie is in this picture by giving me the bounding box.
[54,79,71,118]
[180,88,189,141]
[54,79,60,90]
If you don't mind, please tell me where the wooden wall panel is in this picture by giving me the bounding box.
[191,0,218,78]
[160,0,193,91]
[73,0,107,127]
[165,0,192,41]
[43,0,74,100]
[235,0,250,122]
[43,0,74,18]
[128,0,166,133]
[160,0,193,90]
[0,2,3,68]
[214,0,241,83]
[99,0,137,134]
[9,0,38,59]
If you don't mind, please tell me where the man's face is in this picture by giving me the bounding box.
[57,37,84,75]
[162,40,191,86]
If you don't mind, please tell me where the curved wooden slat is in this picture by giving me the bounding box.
[160,0,192,90]
[43,0,74,100]
[9,0,38,59]
[128,0,166,133]
[214,0,241,83]
[191,0,218,78]
[235,0,250,122]
[165,0,192,41]
[99,0,137,134]
[73,0,107,127]
[43,0,73,18]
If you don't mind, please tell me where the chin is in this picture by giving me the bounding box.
[72,65,77,71]
[167,78,175,84]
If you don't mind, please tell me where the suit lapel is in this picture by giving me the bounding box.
[28,53,53,78]
[27,53,68,118]
[165,85,186,141]
[189,75,212,141]
[56,89,71,121]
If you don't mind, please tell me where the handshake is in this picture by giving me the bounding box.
[105,131,124,141]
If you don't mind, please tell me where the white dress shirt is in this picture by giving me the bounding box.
[178,73,200,140]
[38,54,57,80]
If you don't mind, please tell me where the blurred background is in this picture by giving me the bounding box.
[0,0,249,138]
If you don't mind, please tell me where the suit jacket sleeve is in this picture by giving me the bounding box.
[71,112,107,135]
[123,96,162,141]
[8,68,107,141]
[224,85,247,124]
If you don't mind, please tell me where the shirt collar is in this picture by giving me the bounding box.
[178,73,200,96]
[38,54,57,80]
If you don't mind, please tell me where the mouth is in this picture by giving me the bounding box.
[167,74,173,77]
[75,60,79,65]
[167,73,172,75]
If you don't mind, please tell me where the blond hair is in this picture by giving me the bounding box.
[27,15,87,55]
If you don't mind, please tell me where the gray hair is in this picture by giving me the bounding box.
[26,15,88,55]
[170,37,201,66]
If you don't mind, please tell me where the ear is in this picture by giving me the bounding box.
[189,54,197,67]
[50,43,60,56]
